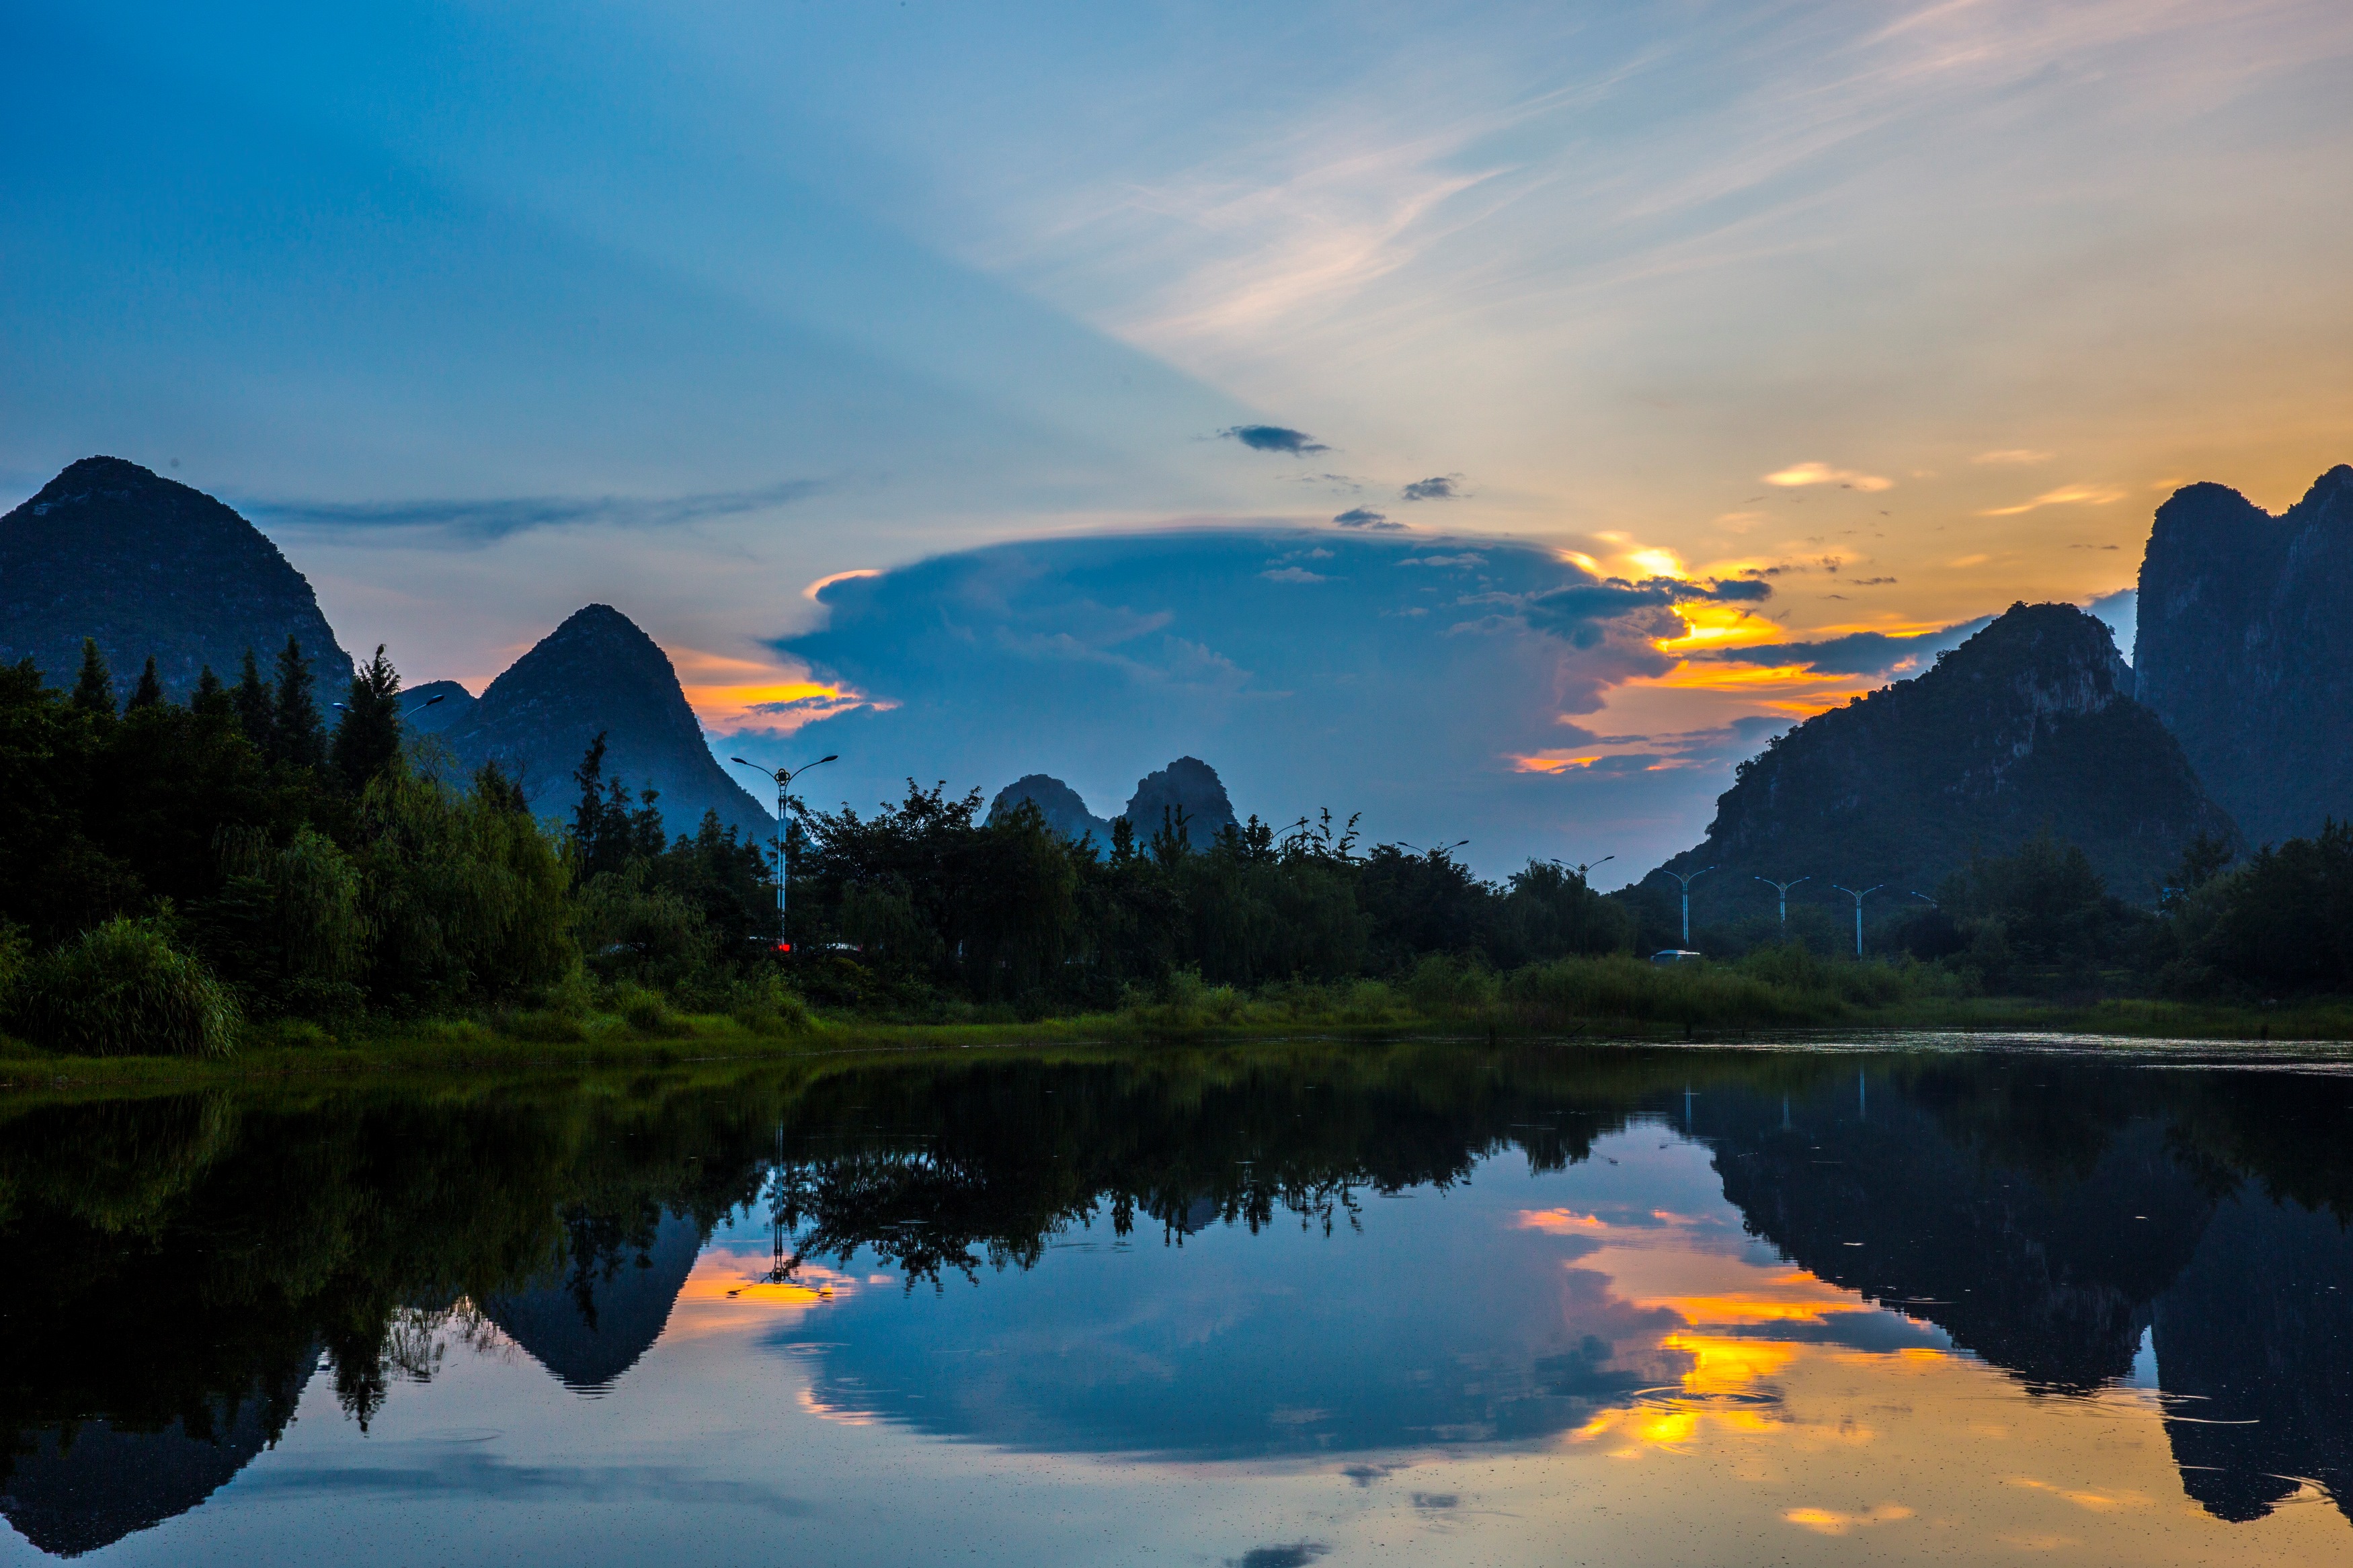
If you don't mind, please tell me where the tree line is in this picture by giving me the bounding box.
[0,634,2345,1053]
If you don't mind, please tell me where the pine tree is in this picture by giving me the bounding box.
[192,665,232,720]
[232,648,276,756]
[573,731,614,870]
[71,638,115,716]
[331,644,404,789]
[128,655,165,710]
[273,636,325,771]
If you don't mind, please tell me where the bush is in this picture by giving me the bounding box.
[13,919,240,1057]
[1404,954,1501,1020]
[606,981,684,1035]
[1505,953,1818,1030]
[727,973,816,1036]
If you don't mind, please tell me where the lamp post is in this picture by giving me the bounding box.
[331,693,446,719]
[1909,891,1939,909]
[728,754,838,951]
[1831,884,1884,957]
[1755,874,1810,935]
[1571,854,1613,884]
[1665,866,1714,948]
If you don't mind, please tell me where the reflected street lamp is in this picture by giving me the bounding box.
[728,754,838,951]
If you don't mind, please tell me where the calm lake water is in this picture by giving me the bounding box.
[5,1038,2352,1565]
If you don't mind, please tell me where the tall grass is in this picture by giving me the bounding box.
[11,919,240,1058]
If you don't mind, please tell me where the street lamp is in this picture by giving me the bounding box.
[1755,875,1810,934]
[1909,891,1939,909]
[1830,884,1884,957]
[1395,838,1470,858]
[1664,865,1714,948]
[729,754,838,951]
[331,693,446,718]
[1570,854,1613,884]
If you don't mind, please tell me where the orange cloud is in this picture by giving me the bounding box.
[803,567,882,600]
[1763,461,1892,492]
[670,644,874,731]
[1979,483,2128,516]
[1511,752,1601,774]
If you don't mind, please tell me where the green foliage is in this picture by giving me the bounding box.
[727,973,815,1036]
[10,917,239,1057]
[71,637,114,716]
[1934,832,2149,993]
[331,644,405,790]
[128,655,164,710]
[2169,820,2353,995]
[352,766,576,1009]
[272,635,326,772]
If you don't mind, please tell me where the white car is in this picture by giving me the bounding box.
[1649,949,1704,965]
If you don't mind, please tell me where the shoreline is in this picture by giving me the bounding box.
[5,993,2349,1096]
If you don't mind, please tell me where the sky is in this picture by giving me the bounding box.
[4,1,2350,875]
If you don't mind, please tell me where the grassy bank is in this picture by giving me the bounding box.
[6,950,2350,1092]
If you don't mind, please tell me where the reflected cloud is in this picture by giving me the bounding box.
[241,1450,812,1515]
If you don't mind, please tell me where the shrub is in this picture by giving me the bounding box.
[607,981,684,1035]
[727,973,816,1036]
[13,919,240,1057]
[1504,952,1817,1030]
[1404,954,1501,1019]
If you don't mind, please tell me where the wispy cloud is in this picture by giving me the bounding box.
[1401,475,1464,501]
[1972,448,2054,465]
[1218,424,1329,454]
[1979,483,2128,516]
[251,480,822,543]
[1762,462,1892,492]
[1707,616,1993,679]
[1332,506,1402,529]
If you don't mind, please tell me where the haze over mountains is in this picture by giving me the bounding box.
[3,454,2348,894]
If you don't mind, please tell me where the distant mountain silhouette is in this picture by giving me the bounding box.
[1121,757,1238,841]
[1661,602,2233,905]
[438,605,770,841]
[481,1209,704,1393]
[2135,466,2353,846]
[988,774,1115,845]
[0,457,354,700]
[400,679,477,735]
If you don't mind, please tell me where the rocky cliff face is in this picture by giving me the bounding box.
[439,604,771,841]
[2135,466,2353,847]
[1665,602,2231,905]
[988,774,1115,845]
[0,457,354,698]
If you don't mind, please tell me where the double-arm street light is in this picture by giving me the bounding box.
[1755,875,1810,934]
[331,692,446,719]
[728,754,838,950]
[1665,865,1714,948]
[1831,883,1885,957]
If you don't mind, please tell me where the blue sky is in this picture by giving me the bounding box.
[4,1,2347,872]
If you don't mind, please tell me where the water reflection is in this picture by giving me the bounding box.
[1,1043,2349,1560]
